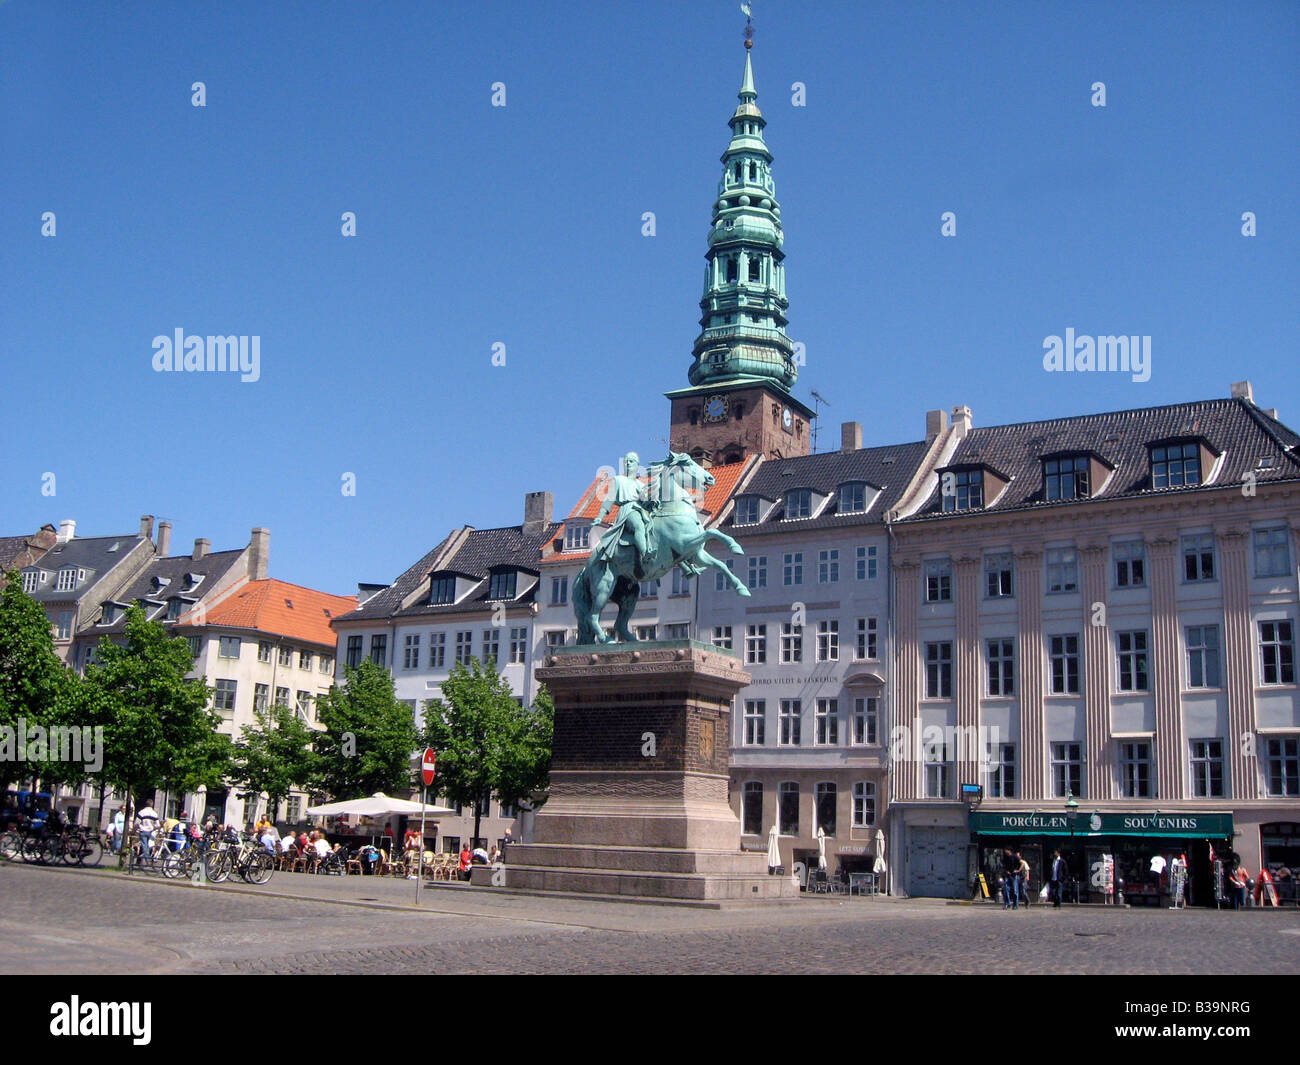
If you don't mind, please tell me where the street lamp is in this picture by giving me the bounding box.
[1064,792,1079,905]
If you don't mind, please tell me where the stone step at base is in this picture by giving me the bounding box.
[507,842,775,875]
[472,861,798,901]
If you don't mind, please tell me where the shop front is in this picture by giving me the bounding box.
[970,811,1234,907]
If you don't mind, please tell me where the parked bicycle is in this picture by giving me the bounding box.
[204,833,275,885]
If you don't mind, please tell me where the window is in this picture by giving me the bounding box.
[544,630,566,651]
[1190,739,1224,798]
[985,554,1013,598]
[187,635,201,659]
[1260,621,1295,685]
[711,626,732,650]
[814,699,839,745]
[942,468,983,511]
[854,617,878,660]
[56,567,78,592]
[279,646,293,667]
[1050,742,1083,798]
[815,783,837,836]
[1116,631,1150,692]
[852,698,877,745]
[509,627,527,665]
[21,571,40,593]
[783,552,803,586]
[924,744,953,799]
[1182,533,1216,582]
[640,578,661,598]
[1046,547,1078,593]
[1254,527,1291,578]
[430,577,455,605]
[214,679,237,713]
[778,782,799,835]
[664,623,690,640]
[550,576,568,605]
[671,569,690,596]
[745,625,766,664]
[369,635,387,666]
[743,700,766,746]
[275,686,290,708]
[1044,456,1090,500]
[319,654,334,674]
[816,620,839,662]
[454,631,473,665]
[856,545,877,580]
[488,571,517,600]
[742,782,764,836]
[295,690,312,718]
[403,634,421,669]
[1151,442,1201,489]
[258,641,272,663]
[253,683,269,712]
[1114,540,1146,588]
[852,782,875,828]
[428,633,446,668]
[219,636,241,659]
[346,636,363,668]
[818,549,839,584]
[989,744,1016,798]
[780,623,802,663]
[564,525,591,551]
[735,497,761,525]
[747,555,767,588]
[785,489,812,519]
[55,611,73,640]
[986,638,1015,696]
[713,563,733,592]
[839,483,867,513]
[778,700,801,745]
[99,604,117,626]
[1049,634,1081,694]
[1186,625,1221,688]
[299,650,313,670]
[286,796,302,823]
[1265,737,1300,797]
[924,641,953,699]
[635,624,657,642]
[925,559,952,603]
[481,629,500,665]
[166,599,184,622]
[1119,741,1153,798]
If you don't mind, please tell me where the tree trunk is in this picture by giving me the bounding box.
[473,801,483,848]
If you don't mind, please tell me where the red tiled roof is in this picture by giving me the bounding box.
[184,580,358,646]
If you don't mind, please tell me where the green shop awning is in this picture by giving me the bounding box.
[969,811,1233,838]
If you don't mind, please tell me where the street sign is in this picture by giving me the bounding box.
[421,748,437,787]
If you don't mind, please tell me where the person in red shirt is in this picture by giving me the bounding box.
[459,844,472,881]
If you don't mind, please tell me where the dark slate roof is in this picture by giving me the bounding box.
[0,531,52,573]
[89,549,245,633]
[24,535,150,603]
[722,441,931,536]
[338,522,564,622]
[905,397,1300,520]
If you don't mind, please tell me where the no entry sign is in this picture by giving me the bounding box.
[421,748,437,787]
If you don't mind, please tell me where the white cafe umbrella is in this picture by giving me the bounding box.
[817,826,827,870]
[306,792,456,818]
[766,822,781,871]
[873,828,888,874]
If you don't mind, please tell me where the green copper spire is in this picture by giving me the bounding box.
[687,47,795,391]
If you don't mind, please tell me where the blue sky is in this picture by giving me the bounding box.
[2,1,1296,595]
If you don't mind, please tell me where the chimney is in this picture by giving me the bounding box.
[840,421,862,453]
[193,538,210,561]
[925,409,949,443]
[57,519,76,544]
[249,527,270,581]
[1231,380,1254,403]
[139,514,155,539]
[951,405,973,439]
[523,491,553,536]
[156,521,172,558]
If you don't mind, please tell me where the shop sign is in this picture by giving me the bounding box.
[970,811,1233,838]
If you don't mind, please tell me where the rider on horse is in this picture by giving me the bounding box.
[593,452,655,579]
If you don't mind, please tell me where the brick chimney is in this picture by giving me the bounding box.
[523,492,553,536]
[193,538,209,561]
[139,514,155,539]
[841,421,862,453]
[925,409,949,443]
[950,405,973,439]
[1231,380,1254,403]
[249,527,270,581]
[156,521,172,558]
[57,519,76,544]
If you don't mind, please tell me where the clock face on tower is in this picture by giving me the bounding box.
[704,395,729,422]
[782,407,793,432]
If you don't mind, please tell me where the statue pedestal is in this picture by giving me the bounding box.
[471,642,795,903]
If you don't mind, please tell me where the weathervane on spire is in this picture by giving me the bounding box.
[741,2,754,49]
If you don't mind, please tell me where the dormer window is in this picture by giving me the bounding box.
[151,576,171,592]
[839,483,869,514]
[735,497,761,525]
[184,572,204,591]
[56,567,83,592]
[100,604,118,626]
[21,570,44,593]
[488,571,518,601]
[1150,441,1201,489]
[564,524,591,552]
[1044,456,1090,501]
[941,469,984,512]
[785,489,812,520]
[166,599,185,621]
[430,577,456,605]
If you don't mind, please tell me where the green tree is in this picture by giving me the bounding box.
[80,605,225,816]
[229,703,318,816]
[420,657,553,846]
[0,570,76,793]
[313,660,417,799]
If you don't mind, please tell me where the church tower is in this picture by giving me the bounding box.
[666,34,814,465]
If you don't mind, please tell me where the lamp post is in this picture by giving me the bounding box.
[1064,792,1079,905]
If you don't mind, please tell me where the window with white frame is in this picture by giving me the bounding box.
[550,576,568,605]
[925,559,952,602]
[1044,456,1090,501]
[747,555,767,588]
[509,627,527,664]
[780,623,802,663]
[214,679,237,713]
[403,633,421,669]
[1050,742,1083,798]
[564,525,591,551]
[286,796,302,823]
[641,578,661,598]
[1265,737,1300,797]
[986,638,1015,696]
[481,629,500,664]
[319,654,334,674]
[55,611,73,640]
[1185,625,1221,688]
[219,636,241,659]
[816,620,839,662]
[1114,540,1146,588]
[1049,634,1081,694]
[783,552,803,586]
[258,640,272,663]
[814,699,839,745]
[1255,527,1292,578]
[743,700,766,746]
[1118,741,1153,798]
[734,497,761,525]
[713,563,733,592]
[253,683,269,712]
[785,489,812,519]
[427,632,445,668]
[671,569,690,595]
[273,645,290,667]
[274,686,290,708]
[1116,630,1150,692]
[745,625,766,664]
[925,641,953,698]
[989,744,1016,798]
[1260,620,1295,685]
[22,570,40,593]
[544,630,566,651]
[187,635,201,660]
[299,650,313,670]
[778,700,801,745]
[924,743,953,799]
[851,697,877,745]
[711,626,733,650]
[985,553,1013,598]
[1046,547,1079,593]
[851,781,875,827]
[635,624,657,642]
[454,631,473,664]
[1189,739,1224,798]
[854,617,878,660]
[839,483,868,514]
[1182,533,1216,582]
[857,545,877,580]
[664,623,690,640]
[818,549,839,583]
[55,567,78,592]
[295,690,312,718]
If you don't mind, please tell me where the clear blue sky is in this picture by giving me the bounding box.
[2,1,1296,595]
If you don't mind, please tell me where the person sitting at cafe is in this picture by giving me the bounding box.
[359,843,381,874]
[314,832,332,860]
[459,844,473,880]
[280,830,297,854]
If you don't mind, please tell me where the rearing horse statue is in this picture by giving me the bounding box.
[573,451,750,644]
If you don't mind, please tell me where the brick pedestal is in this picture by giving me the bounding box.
[471,642,795,902]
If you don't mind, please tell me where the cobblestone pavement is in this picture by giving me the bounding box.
[3,862,1297,975]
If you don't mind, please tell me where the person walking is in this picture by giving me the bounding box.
[1016,852,1032,908]
[1001,848,1019,909]
[136,803,160,861]
[1048,849,1068,908]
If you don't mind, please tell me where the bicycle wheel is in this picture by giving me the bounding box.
[205,851,232,883]
[0,831,20,861]
[78,836,104,868]
[20,836,44,863]
[161,851,188,879]
[244,852,274,885]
